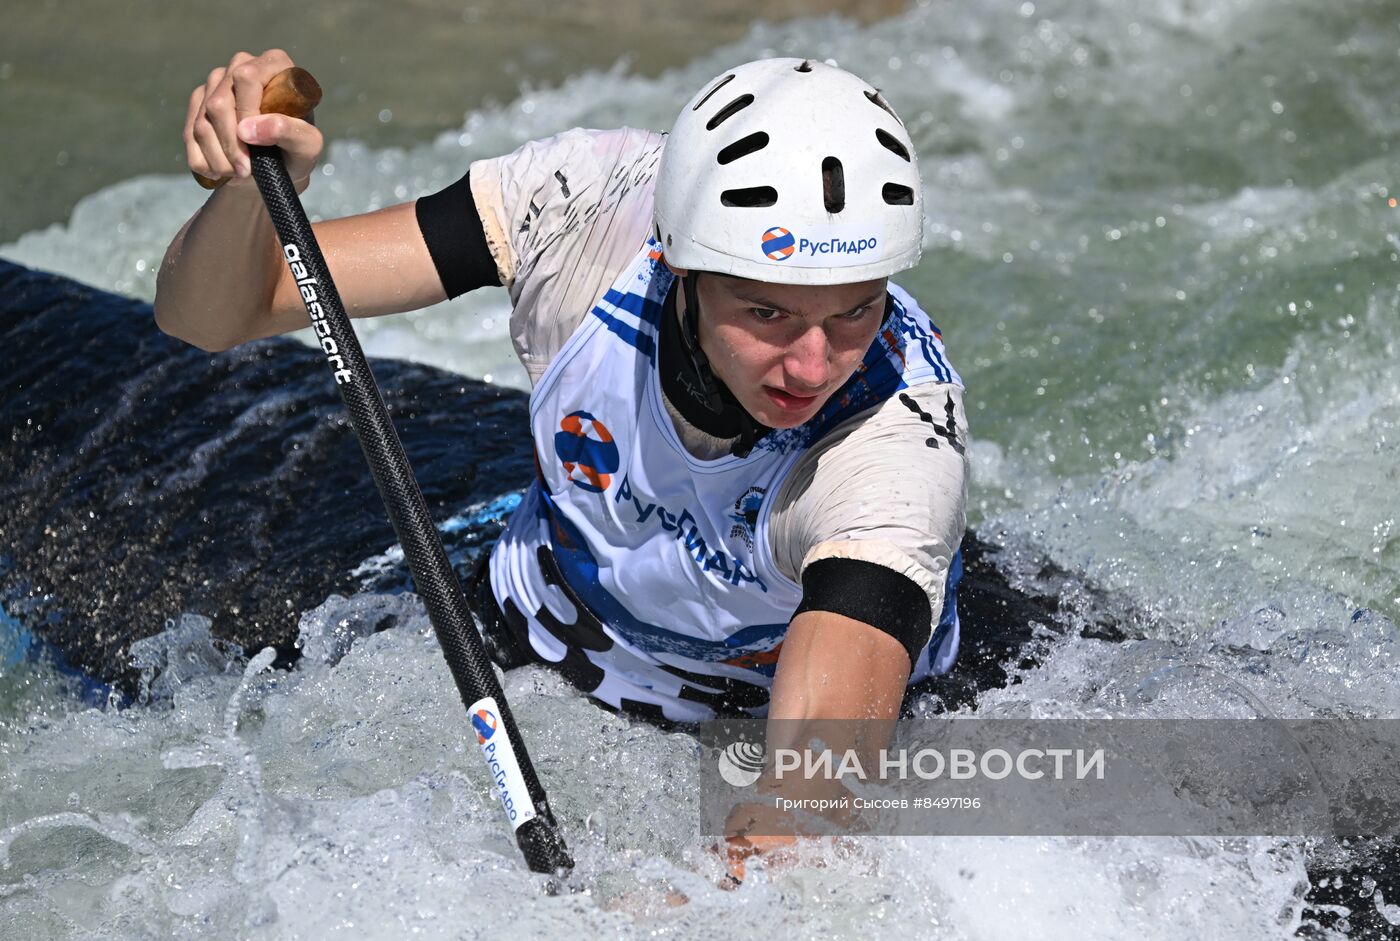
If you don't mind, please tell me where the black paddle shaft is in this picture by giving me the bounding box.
[248,144,573,875]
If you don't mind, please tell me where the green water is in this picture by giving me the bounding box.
[0,0,901,242]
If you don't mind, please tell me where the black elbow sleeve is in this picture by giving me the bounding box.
[414,170,500,298]
[794,557,933,669]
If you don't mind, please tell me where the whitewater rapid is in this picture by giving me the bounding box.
[4,0,1400,937]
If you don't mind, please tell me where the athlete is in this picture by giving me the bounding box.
[156,50,970,887]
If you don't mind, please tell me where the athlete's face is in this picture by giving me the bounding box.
[675,269,888,429]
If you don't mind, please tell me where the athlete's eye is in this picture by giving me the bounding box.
[840,304,873,321]
[749,307,780,322]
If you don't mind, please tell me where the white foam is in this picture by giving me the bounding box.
[0,602,1315,938]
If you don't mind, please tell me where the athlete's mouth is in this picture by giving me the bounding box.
[763,386,823,412]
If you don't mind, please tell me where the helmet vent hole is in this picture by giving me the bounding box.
[693,74,735,112]
[876,128,911,162]
[882,182,914,206]
[865,89,901,125]
[821,157,845,213]
[706,94,755,130]
[720,186,778,208]
[795,60,814,73]
[716,132,770,165]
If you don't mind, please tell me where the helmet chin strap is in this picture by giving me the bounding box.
[663,272,770,458]
[679,273,725,415]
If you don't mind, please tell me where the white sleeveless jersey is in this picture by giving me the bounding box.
[490,239,963,724]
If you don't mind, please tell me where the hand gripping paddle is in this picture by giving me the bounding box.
[212,67,573,877]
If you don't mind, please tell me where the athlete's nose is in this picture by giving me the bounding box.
[783,324,831,393]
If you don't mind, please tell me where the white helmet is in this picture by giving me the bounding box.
[654,58,923,286]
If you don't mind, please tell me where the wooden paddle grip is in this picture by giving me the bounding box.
[192,66,322,190]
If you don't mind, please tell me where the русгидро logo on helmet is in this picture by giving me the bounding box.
[761,227,795,261]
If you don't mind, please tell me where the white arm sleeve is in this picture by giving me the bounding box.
[767,382,971,624]
[467,127,664,385]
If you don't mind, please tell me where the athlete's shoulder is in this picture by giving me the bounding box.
[765,377,970,608]
[474,127,663,199]
[467,127,660,281]
[471,129,663,383]
[885,281,963,389]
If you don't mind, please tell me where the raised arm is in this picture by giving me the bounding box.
[154,49,446,352]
